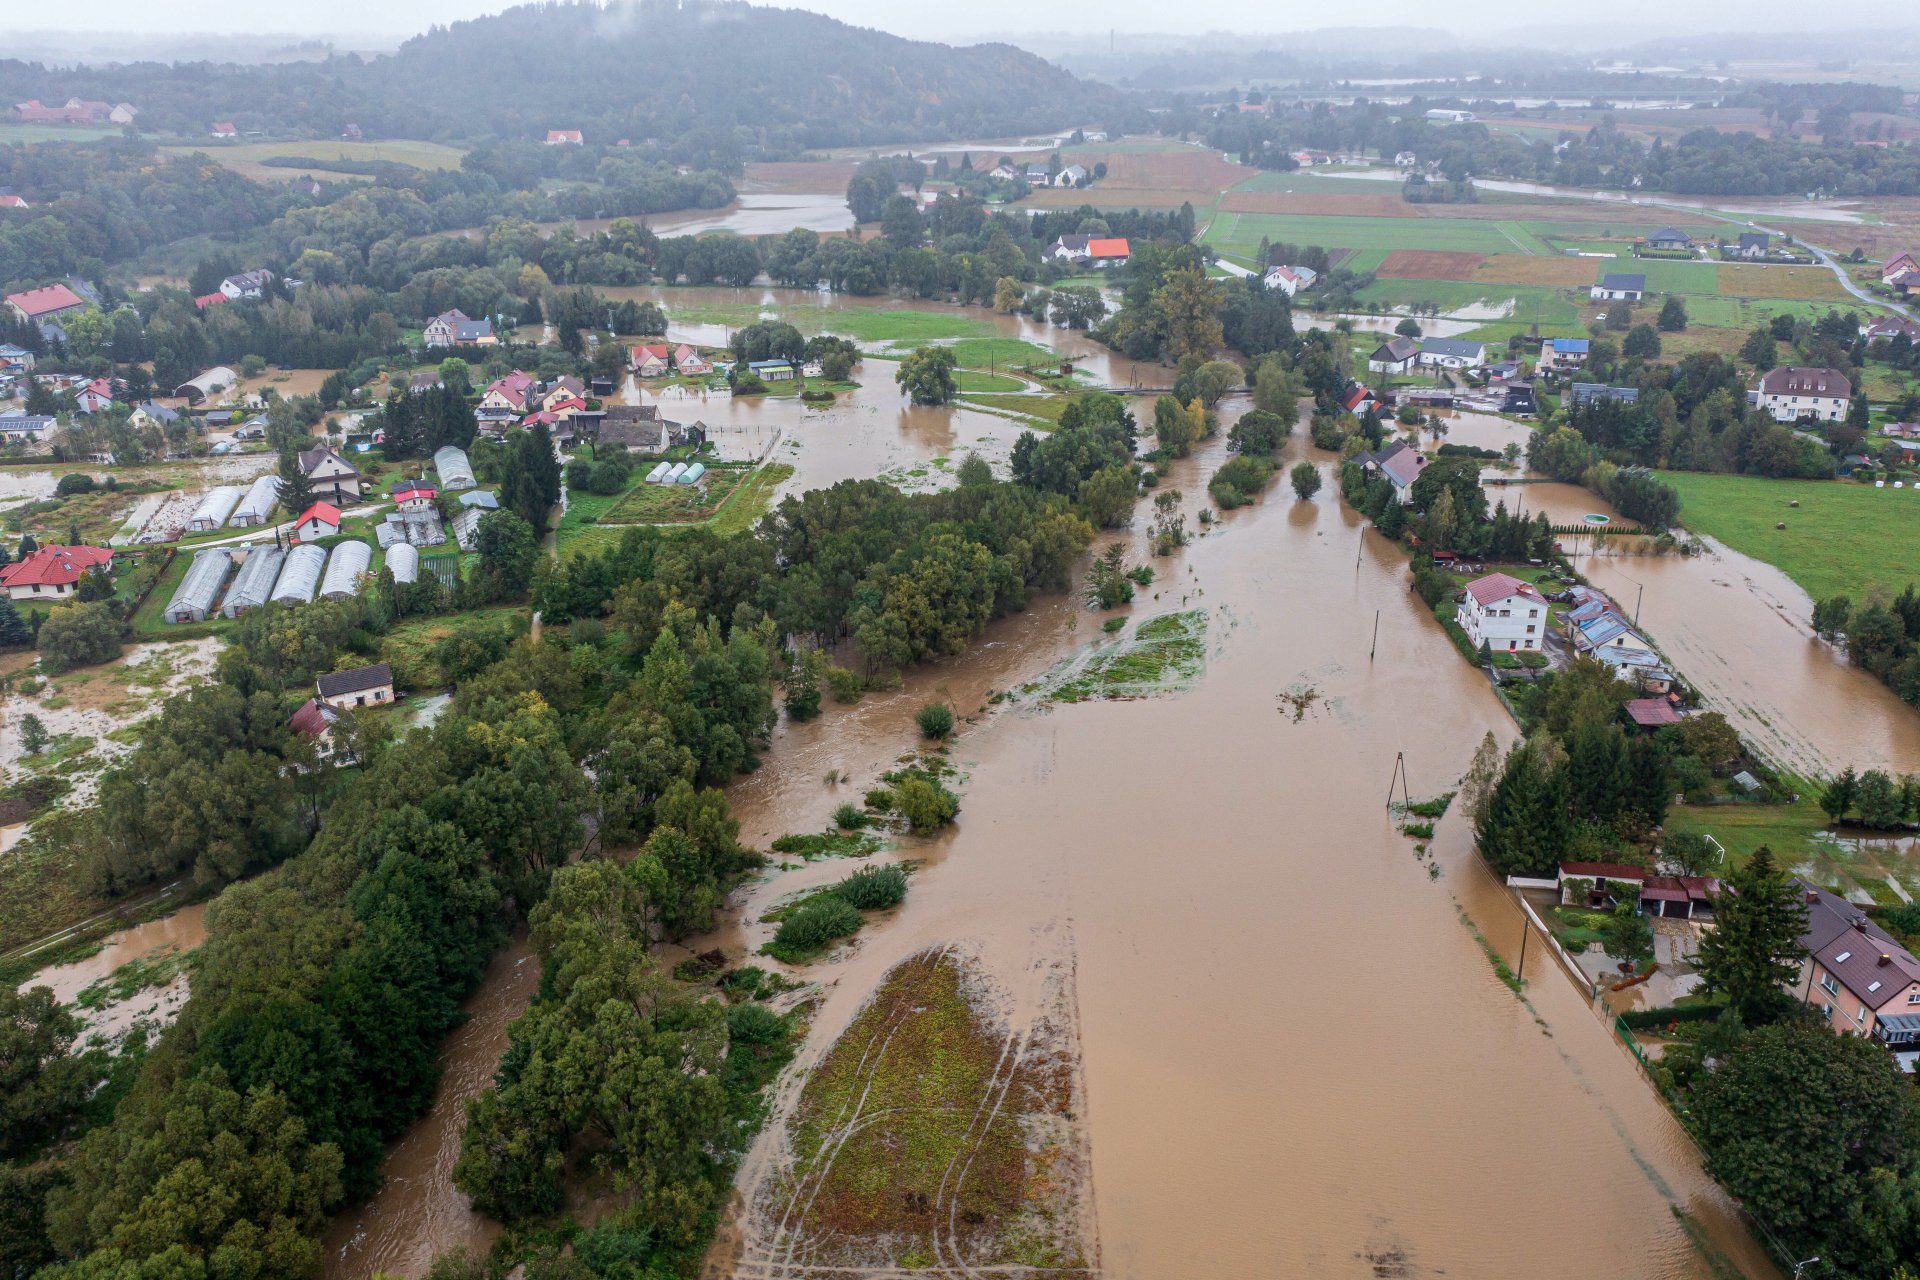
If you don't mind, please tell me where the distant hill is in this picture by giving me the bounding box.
[0,1,1130,156]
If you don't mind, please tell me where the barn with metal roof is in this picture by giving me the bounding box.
[320,540,372,599]
[229,475,282,527]
[187,486,244,532]
[270,544,326,604]
[164,549,233,623]
[386,542,420,584]
[222,545,284,617]
[433,445,476,491]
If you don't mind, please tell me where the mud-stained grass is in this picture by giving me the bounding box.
[777,950,1091,1274]
[1036,608,1208,703]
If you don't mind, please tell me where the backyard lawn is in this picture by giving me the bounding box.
[1660,471,1920,605]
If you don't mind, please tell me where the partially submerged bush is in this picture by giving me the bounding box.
[836,864,908,910]
[771,896,864,954]
[915,702,954,739]
[832,803,867,830]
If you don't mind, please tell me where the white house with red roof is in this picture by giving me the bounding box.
[391,480,438,512]
[211,122,237,138]
[545,129,583,145]
[0,195,27,210]
[673,344,711,375]
[1883,252,1917,285]
[479,371,535,413]
[0,544,113,601]
[631,343,671,377]
[291,502,342,542]
[1456,572,1547,653]
[5,283,88,325]
[73,379,114,414]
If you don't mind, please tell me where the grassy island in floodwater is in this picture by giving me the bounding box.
[1033,609,1210,703]
[767,950,1094,1274]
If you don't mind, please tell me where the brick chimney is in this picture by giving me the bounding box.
[1880,954,1893,966]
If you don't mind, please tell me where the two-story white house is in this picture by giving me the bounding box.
[1757,366,1851,423]
[1456,572,1547,653]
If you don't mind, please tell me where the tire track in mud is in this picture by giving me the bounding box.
[762,949,949,1277]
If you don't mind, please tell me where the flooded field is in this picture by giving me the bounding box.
[1518,481,1920,776]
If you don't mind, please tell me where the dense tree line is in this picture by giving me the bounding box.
[1811,584,1920,709]
[1527,430,1685,528]
[533,474,1095,675]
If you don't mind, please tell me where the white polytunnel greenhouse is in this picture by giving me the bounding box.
[320,540,372,599]
[186,486,244,532]
[228,475,282,527]
[433,445,476,491]
[646,462,671,484]
[663,462,688,483]
[164,549,233,623]
[677,462,705,485]
[386,542,419,585]
[269,544,327,604]
[222,545,285,618]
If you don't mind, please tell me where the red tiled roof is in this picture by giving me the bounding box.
[1625,697,1681,727]
[4,283,85,318]
[632,343,670,360]
[294,501,341,530]
[289,698,333,737]
[193,292,227,310]
[0,195,26,209]
[391,483,436,502]
[0,544,113,589]
[1463,572,1540,608]
[1086,237,1130,258]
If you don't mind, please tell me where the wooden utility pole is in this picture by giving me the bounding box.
[1385,751,1411,810]
[1369,609,1380,662]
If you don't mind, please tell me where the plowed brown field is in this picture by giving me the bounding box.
[1377,249,1487,280]
[1474,255,1602,287]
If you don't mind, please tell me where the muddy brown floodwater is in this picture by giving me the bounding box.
[323,936,538,1279]
[318,360,1787,1274]
[707,423,1777,1279]
[1515,480,1920,776]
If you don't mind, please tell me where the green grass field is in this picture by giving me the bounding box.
[0,122,125,144]
[1661,471,1920,604]
[160,138,469,173]
[1204,211,1528,257]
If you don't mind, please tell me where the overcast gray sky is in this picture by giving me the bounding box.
[27,0,1920,43]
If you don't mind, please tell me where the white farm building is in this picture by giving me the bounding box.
[164,549,233,623]
[320,540,372,599]
[270,544,327,604]
[433,445,476,491]
[222,546,284,617]
[187,486,244,533]
[386,542,420,584]
[229,474,282,527]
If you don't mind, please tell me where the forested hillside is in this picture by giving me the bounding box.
[0,0,1125,157]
